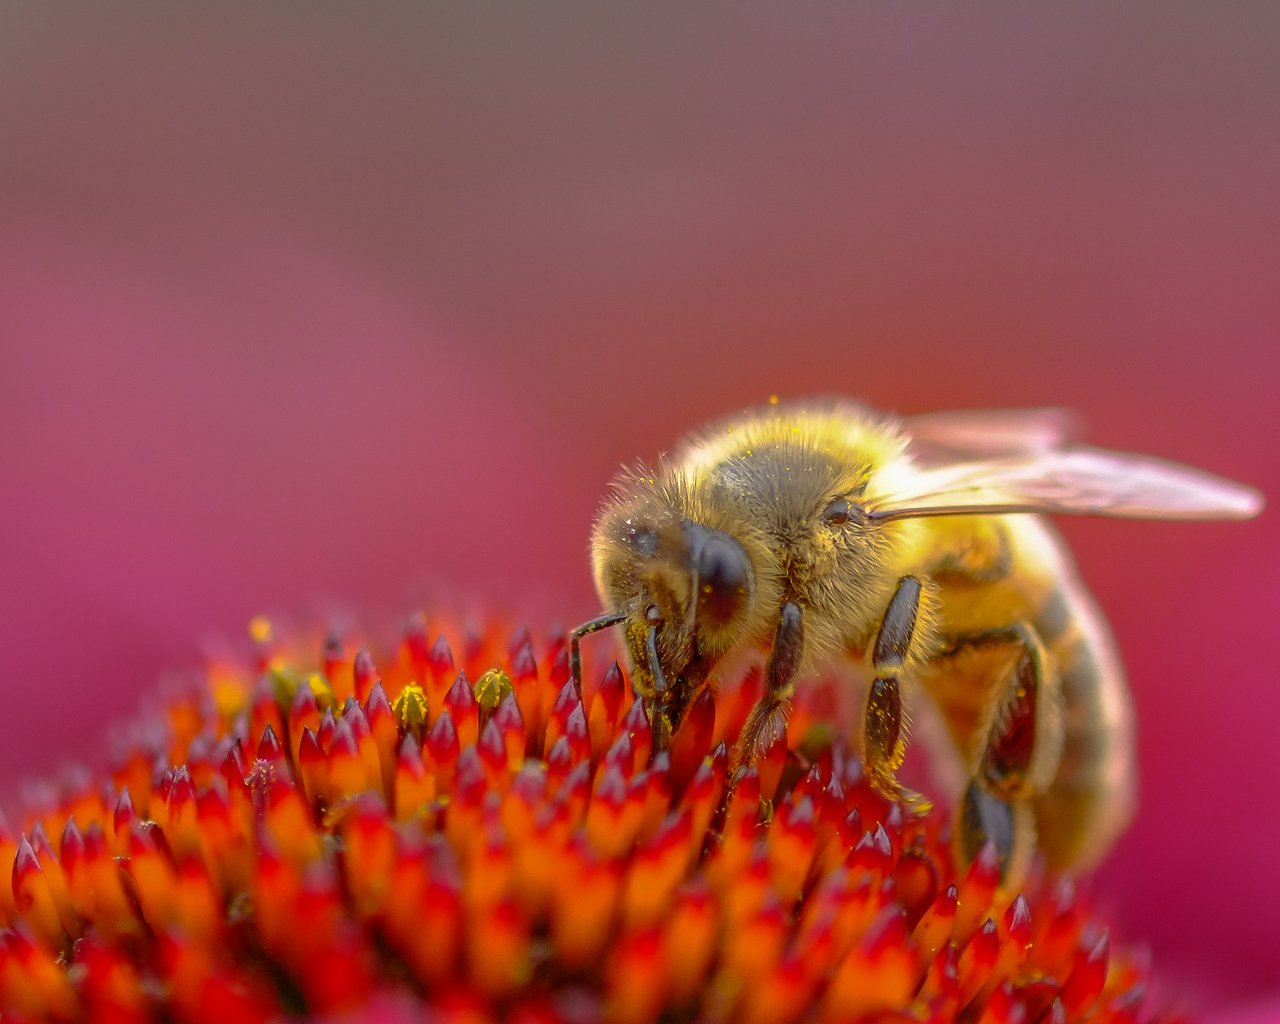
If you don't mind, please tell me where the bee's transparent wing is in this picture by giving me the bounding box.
[905,408,1081,464]
[873,448,1264,522]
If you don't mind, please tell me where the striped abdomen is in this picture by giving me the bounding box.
[918,514,1136,872]
[1030,547,1136,871]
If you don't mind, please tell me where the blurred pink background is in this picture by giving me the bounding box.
[2,6,1277,1017]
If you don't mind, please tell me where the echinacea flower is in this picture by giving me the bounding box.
[1,610,1174,1023]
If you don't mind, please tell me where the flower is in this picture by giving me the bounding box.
[1,611,1172,1023]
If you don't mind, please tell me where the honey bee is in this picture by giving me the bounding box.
[571,399,1263,884]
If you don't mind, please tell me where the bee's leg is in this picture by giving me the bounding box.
[944,622,1062,885]
[731,601,804,772]
[956,783,1036,890]
[569,610,629,698]
[863,576,933,814]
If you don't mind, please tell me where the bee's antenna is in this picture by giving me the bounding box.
[685,559,701,635]
[569,610,628,698]
[644,606,671,750]
[644,610,667,699]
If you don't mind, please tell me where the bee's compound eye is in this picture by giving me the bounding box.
[821,497,853,526]
[694,533,751,628]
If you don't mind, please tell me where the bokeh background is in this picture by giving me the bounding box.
[2,5,1277,1018]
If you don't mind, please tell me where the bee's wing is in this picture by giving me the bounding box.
[904,408,1081,463]
[873,448,1264,522]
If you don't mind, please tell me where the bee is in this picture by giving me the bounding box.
[571,399,1263,884]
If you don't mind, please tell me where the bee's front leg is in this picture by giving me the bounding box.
[569,610,629,699]
[863,576,933,814]
[731,601,804,772]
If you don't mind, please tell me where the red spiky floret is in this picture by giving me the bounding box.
[0,612,1176,1023]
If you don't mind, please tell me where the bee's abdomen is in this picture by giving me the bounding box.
[1033,581,1136,871]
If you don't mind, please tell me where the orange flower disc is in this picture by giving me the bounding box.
[0,613,1171,1023]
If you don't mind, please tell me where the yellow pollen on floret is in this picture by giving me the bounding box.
[393,682,429,732]
[474,669,514,713]
[305,672,334,706]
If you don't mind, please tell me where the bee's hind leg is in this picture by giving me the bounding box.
[731,601,804,774]
[863,576,933,814]
[948,622,1062,887]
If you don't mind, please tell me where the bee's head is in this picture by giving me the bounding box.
[590,492,757,700]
